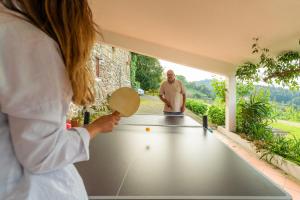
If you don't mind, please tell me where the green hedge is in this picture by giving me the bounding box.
[145,89,159,96]
[208,105,225,126]
[186,99,225,126]
[186,99,208,116]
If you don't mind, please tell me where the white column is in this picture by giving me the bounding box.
[225,73,236,132]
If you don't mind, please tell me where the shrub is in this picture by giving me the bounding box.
[261,136,300,165]
[145,89,159,96]
[235,89,300,165]
[186,99,208,116]
[208,104,225,125]
[236,89,274,137]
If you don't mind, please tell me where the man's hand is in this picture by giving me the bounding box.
[180,105,185,113]
[159,95,172,109]
[166,101,172,109]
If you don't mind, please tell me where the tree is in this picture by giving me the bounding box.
[176,75,214,100]
[211,80,226,102]
[130,53,140,89]
[236,38,300,90]
[132,53,163,90]
[292,96,300,106]
[176,75,188,85]
[211,79,254,103]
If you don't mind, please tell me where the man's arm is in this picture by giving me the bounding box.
[159,83,172,109]
[159,94,172,108]
[180,81,187,112]
[181,93,186,112]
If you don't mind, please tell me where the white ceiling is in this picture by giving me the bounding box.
[89,0,300,76]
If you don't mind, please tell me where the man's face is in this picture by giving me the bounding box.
[167,71,175,83]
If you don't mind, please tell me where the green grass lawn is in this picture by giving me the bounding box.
[271,122,300,139]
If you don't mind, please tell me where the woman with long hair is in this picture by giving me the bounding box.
[0,0,120,199]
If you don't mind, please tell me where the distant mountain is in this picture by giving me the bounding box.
[256,85,300,105]
[192,79,213,90]
[175,77,215,100]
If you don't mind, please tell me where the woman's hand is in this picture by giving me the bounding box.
[86,111,121,139]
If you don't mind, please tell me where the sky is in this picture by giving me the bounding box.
[159,59,224,82]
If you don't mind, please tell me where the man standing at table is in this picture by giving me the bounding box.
[159,69,186,115]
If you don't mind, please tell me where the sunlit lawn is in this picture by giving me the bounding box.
[271,122,300,139]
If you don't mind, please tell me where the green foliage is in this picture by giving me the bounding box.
[265,85,300,104]
[285,107,300,121]
[234,87,300,165]
[253,85,300,121]
[211,79,226,102]
[132,52,163,90]
[186,99,208,116]
[237,89,274,135]
[159,76,300,111]
[177,76,214,100]
[183,78,300,164]
[292,97,300,106]
[237,82,255,98]
[241,90,272,123]
[236,62,260,83]
[89,104,111,122]
[71,110,83,121]
[211,79,254,102]
[145,89,159,96]
[208,104,225,125]
[260,136,300,165]
[271,102,300,121]
[208,79,254,126]
[176,75,189,86]
[236,37,300,90]
[271,122,300,139]
[130,53,140,89]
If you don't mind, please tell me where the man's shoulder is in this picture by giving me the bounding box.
[161,80,168,86]
[175,80,183,85]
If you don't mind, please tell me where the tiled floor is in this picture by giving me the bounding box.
[214,131,300,200]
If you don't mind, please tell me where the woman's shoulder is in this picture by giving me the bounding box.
[0,11,53,46]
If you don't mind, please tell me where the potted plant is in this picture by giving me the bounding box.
[71,111,82,127]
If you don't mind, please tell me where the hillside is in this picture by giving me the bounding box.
[177,76,300,107]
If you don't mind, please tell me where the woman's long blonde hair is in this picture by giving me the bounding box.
[1,0,97,106]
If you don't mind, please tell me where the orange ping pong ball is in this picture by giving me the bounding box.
[145,127,151,132]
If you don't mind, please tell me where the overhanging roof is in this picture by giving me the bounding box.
[90,0,300,76]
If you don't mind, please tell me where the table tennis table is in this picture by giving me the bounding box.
[75,114,292,200]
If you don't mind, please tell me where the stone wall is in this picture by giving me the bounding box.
[91,44,131,105]
[67,44,131,119]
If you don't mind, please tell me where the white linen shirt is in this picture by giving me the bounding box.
[0,5,90,200]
